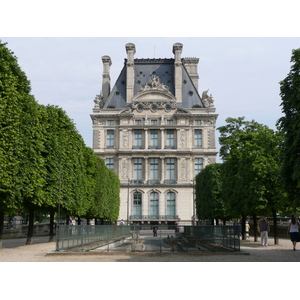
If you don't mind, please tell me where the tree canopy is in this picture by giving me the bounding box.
[0,41,121,246]
[278,48,300,207]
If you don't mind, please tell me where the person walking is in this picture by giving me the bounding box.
[257,215,270,246]
[153,226,158,237]
[287,214,300,251]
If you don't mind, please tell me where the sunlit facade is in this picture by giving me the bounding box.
[91,43,218,225]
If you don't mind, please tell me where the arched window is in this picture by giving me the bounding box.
[133,192,142,216]
[150,192,159,217]
[166,192,176,217]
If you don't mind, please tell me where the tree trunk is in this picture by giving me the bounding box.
[77,217,81,225]
[26,208,35,245]
[272,208,278,245]
[253,214,257,242]
[0,210,4,249]
[241,216,246,240]
[49,210,55,242]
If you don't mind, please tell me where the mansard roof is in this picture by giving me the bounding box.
[103,58,204,109]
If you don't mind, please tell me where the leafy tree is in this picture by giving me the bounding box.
[0,41,44,246]
[218,117,284,242]
[0,41,121,248]
[195,163,228,224]
[278,48,300,207]
[19,101,46,245]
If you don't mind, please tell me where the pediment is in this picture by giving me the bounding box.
[133,89,175,102]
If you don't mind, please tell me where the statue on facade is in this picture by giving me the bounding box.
[202,89,215,107]
[93,94,103,109]
[140,75,170,92]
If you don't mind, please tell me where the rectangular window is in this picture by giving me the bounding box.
[150,193,159,216]
[166,129,175,147]
[166,158,175,180]
[105,158,114,170]
[106,130,115,148]
[149,158,159,180]
[167,120,173,125]
[194,129,202,148]
[149,129,159,148]
[195,158,203,175]
[107,120,115,126]
[194,120,201,126]
[133,129,143,148]
[151,120,158,125]
[133,158,143,180]
[135,120,142,125]
[166,192,176,216]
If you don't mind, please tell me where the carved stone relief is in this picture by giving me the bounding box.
[180,158,188,180]
[179,130,187,148]
[122,130,128,148]
[121,159,128,180]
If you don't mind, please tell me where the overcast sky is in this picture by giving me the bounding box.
[1,37,299,161]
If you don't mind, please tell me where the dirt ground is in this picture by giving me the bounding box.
[1,236,300,262]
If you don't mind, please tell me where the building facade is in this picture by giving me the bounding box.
[91,42,218,226]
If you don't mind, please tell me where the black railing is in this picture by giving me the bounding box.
[164,180,177,184]
[130,215,178,220]
[127,180,177,185]
[147,180,160,185]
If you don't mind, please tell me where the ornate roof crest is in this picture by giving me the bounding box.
[139,75,170,93]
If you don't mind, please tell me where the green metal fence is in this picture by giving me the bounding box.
[183,225,240,252]
[56,225,131,252]
[56,225,240,252]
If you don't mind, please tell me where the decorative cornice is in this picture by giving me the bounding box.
[134,58,174,64]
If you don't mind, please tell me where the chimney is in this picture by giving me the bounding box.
[173,43,183,102]
[101,55,112,103]
[183,58,200,91]
[125,43,136,103]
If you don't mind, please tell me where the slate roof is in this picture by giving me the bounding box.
[103,58,204,109]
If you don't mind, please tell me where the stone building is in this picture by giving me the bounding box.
[91,42,218,226]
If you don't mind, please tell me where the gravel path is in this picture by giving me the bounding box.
[1,236,300,262]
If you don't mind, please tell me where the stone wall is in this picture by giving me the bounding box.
[3,223,51,239]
